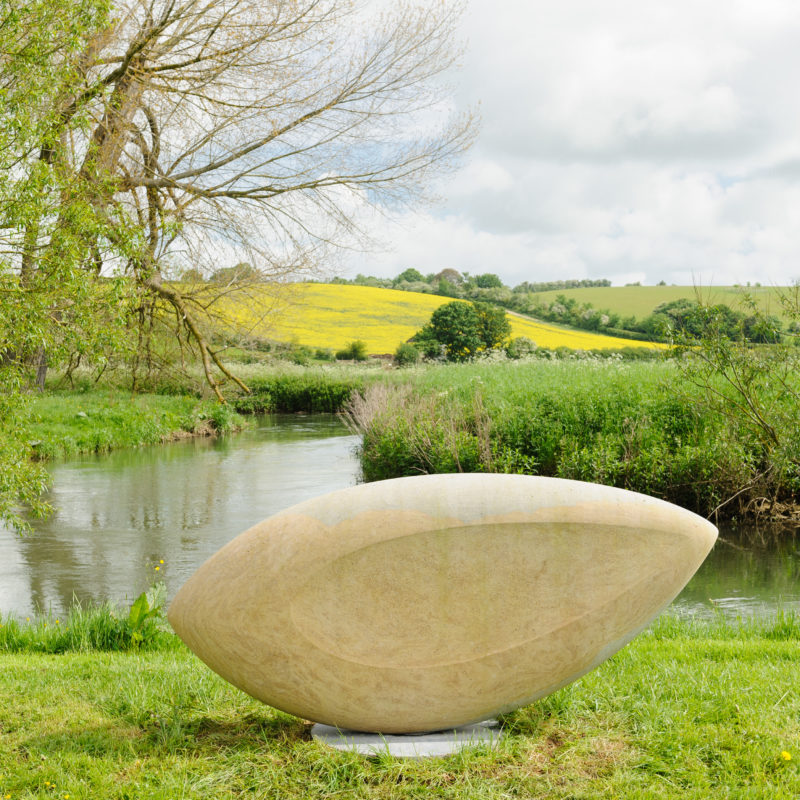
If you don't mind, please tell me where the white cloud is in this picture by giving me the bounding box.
[342,0,800,287]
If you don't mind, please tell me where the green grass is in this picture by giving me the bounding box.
[0,614,798,798]
[24,391,245,460]
[349,358,800,519]
[530,285,790,322]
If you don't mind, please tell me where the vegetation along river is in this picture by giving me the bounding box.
[1,414,798,620]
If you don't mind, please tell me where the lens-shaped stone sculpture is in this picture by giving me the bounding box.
[168,474,717,734]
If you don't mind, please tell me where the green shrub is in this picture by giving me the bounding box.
[335,340,368,361]
[394,342,420,366]
[505,336,537,359]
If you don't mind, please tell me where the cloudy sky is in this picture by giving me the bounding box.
[344,0,800,287]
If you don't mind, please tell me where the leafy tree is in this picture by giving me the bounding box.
[428,301,482,361]
[434,268,464,285]
[415,300,511,361]
[3,0,475,397]
[0,0,474,528]
[474,273,503,289]
[671,293,798,515]
[473,302,511,349]
[209,264,263,286]
[394,268,425,285]
[505,337,537,359]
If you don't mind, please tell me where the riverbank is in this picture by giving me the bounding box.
[0,613,797,799]
[24,391,246,461]
[27,356,800,523]
[346,359,800,523]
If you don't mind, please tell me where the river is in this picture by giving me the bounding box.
[1,414,798,620]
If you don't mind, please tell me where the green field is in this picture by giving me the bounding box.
[529,285,791,320]
[1,612,799,799]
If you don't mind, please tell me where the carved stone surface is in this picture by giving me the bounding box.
[168,474,717,734]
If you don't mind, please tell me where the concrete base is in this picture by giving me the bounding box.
[311,719,503,758]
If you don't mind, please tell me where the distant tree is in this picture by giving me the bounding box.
[428,301,482,361]
[505,336,537,359]
[354,274,392,288]
[394,268,425,284]
[474,273,503,289]
[414,300,511,361]
[210,263,263,285]
[434,268,463,285]
[436,278,462,298]
[473,302,511,349]
[180,268,206,283]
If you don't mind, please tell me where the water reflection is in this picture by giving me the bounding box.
[0,415,360,617]
[1,419,799,621]
[672,526,800,619]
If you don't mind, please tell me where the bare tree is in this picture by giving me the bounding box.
[5,0,475,398]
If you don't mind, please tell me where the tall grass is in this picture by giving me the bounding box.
[346,359,797,520]
[0,594,175,654]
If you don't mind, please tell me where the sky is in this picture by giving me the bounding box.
[343,0,800,287]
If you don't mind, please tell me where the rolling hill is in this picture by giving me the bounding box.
[528,284,791,321]
[221,283,665,353]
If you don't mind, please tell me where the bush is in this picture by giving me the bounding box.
[394,342,420,366]
[505,337,537,359]
[335,340,368,361]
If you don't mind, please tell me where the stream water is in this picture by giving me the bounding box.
[1,414,798,620]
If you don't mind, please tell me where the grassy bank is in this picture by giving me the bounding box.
[0,613,798,799]
[24,391,245,461]
[347,359,800,521]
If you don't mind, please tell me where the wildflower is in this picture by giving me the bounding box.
[155,566,160,572]
[159,559,164,564]
[55,619,60,625]
[781,751,792,761]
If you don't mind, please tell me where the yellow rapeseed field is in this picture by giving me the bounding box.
[218,283,665,353]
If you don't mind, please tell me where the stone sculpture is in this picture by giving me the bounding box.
[168,473,717,734]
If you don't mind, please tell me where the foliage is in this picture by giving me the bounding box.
[335,340,368,361]
[0,592,172,654]
[426,301,483,361]
[23,392,245,461]
[394,342,421,366]
[209,263,263,286]
[505,336,537,359]
[345,359,800,520]
[234,373,364,414]
[393,268,425,284]
[125,583,167,648]
[412,300,512,361]
[474,272,503,289]
[473,301,512,350]
[670,295,800,516]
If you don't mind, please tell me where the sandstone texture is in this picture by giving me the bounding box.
[168,474,718,733]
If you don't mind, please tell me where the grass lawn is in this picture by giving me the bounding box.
[1,616,798,799]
